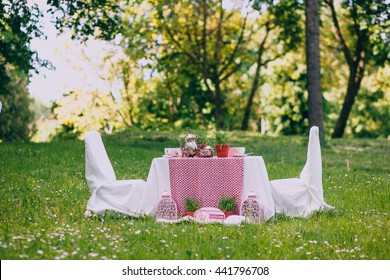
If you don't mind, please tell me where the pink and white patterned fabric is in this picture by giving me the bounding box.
[169,157,244,216]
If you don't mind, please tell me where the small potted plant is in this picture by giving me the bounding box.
[196,130,209,157]
[185,198,200,217]
[213,130,230,157]
[218,196,237,217]
[196,130,209,148]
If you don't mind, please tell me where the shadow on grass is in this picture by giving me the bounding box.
[311,209,339,218]
[267,209,342,224]
[86,211,154,223]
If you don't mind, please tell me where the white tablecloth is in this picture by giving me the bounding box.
[138,156,275,220]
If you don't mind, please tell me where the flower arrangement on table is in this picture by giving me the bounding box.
[218,196,237,217]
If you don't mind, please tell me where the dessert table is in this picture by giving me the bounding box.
[137,156,275,221]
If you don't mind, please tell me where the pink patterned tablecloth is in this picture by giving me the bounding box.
[169,157,244,216]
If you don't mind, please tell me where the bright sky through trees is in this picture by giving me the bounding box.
[27,0,249,104]
[27,0,117,104]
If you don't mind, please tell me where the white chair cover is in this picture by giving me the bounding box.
[270,126,334,217]
[85,131,116,192]
[84,131,145,216]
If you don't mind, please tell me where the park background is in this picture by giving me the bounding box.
[0,0,389,261]
[0,0,389,141]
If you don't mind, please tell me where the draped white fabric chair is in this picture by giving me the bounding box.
[270,126,334,217]
[84,131,145,217]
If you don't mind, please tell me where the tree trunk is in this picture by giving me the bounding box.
[326,0,368,138]
[241,24,270,131]
[331,59,365,138]
[168,93,176,124]
[214,78,225,129]
[241,88,256,131]
[305,0,325,143]
[331,75,358,138]
[331,33,367,138]
[241,68,260,131]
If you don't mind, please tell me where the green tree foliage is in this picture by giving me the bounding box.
[47,0,130,41]
[48,1,295,130]
[254,52,309,135]
[51,49,147,137]
[324,0,389,138]
[46,0,389,139]
[242,0,304,131]
[153,0,251,128]
[52,89,121,139]
[0,0,46,142]
[0,1,43,80]
[0,71,34,141]
[345,65,390,138]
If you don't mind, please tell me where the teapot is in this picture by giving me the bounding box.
[178,130,198,157]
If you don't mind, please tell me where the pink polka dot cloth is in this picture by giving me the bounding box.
[169,157,244,216]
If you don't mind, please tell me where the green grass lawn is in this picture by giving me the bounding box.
[0,131,389,260]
